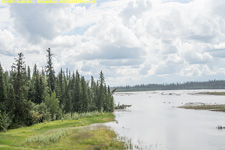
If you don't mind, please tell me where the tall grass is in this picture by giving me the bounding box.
[26,128,69,144]
[63,111,103,120]
[118,136,153,150]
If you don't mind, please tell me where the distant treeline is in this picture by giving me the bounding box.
[115,80,225,92]
[0,48,114,131]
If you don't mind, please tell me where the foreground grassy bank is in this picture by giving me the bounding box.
[0,112,126,150]
[179,104,225,112]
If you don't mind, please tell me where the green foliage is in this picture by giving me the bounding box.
[0,111,12,132]
[0,64,7,111]
[45,92,60,120]
[0,111,2,131]
[28,102,51,124]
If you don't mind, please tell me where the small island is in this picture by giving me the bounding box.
[195,92,225,96]
[178,103,225,112]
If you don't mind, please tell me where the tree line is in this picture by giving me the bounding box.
[116,80,225,92]
[0,48,114,131]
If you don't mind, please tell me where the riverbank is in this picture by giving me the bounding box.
[178,104,225,112]
[0,112,126,150]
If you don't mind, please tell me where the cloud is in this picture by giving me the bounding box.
[80,45,144,60]
[121,0,152,22]
[9,4,74,43]
[1,0,225,86]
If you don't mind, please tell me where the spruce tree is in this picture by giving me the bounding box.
[6,85,15,116]
[81,76,88,112]
[11,53,31,125]
[46,48,55,92]
[97,71,105,111]
[58,68,65,105]
[108,86,114,112]
[63,76,72,113]
[33,69,44,104]
[72,70,81,112]
[103,85,108,112]
[0,64,7,111]
[27,66,31,81]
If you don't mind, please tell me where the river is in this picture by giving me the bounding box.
[105,90,225,150]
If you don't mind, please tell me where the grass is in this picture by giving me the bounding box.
[196,92,225,95]
[0,112,127,150]
[179,104,225,112]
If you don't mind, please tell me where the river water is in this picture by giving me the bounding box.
[105,90,225,150]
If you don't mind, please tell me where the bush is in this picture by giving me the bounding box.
[26,102,51,126]
[35,102,51,122]
[45,92,60,120]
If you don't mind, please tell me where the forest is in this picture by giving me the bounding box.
[0,48,114,132]
[116,80,225,92]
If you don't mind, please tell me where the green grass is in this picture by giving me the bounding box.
[179,104,225,112]
[0,112,127,150]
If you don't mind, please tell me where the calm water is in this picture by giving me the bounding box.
[105,90,225,150]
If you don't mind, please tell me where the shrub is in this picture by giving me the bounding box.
[45,92,60,120]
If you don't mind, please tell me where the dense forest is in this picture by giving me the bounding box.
[116,80,225,92]
[0,48,114,132]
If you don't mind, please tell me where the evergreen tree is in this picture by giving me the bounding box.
[11,53,31,125]
[90,76,96,105]
[81,76,88,112]
[46,48,55,92]
[72,70,81,112]
[33,64,38,78]
[63,77,72,113]
[103,85,108,112]
[97,71,105,111]
[6,85,15,117]
[27,66,31,81]
[0,64,7,111]
[28,64,38,102]
[33,70,44,104]
[108,86,114,112]
[58,68,65,105]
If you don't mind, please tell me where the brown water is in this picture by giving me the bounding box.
[105,90,225,150]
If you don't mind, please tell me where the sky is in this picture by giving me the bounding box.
[1,0,225,86]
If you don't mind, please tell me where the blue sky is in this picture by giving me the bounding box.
[1,0,225,86]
